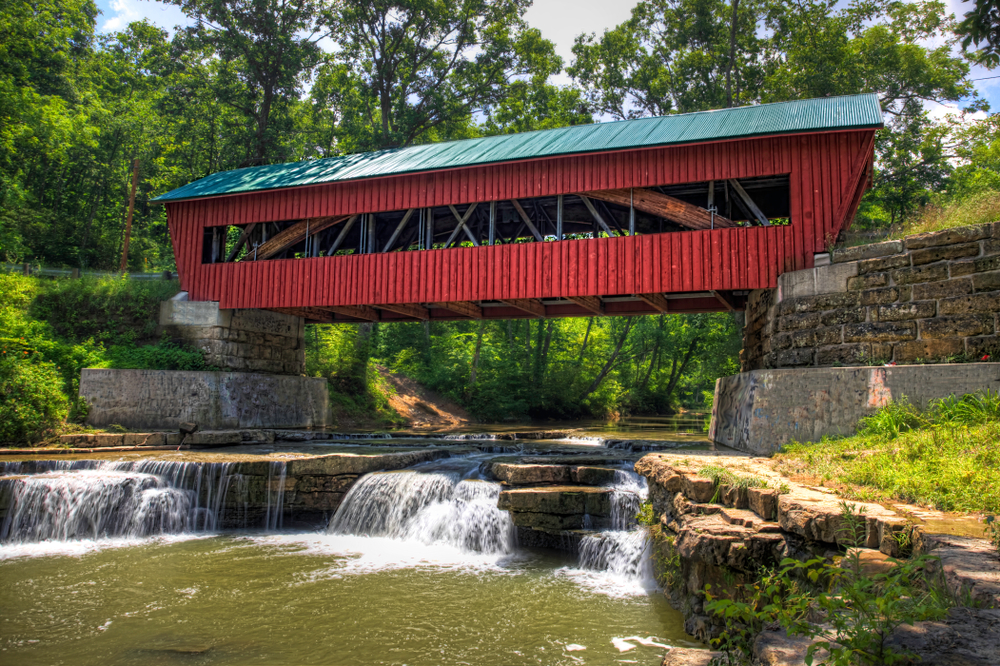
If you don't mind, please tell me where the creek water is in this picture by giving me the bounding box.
[0,429,709,665]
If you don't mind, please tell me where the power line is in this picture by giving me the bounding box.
[970,75,1000,81]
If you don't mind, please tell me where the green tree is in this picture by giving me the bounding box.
[166,0,326,166]
[957,0,1000,67]
[321,0,561,150]
[568,0,767,118]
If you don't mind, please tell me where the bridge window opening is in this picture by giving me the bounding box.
[200,175,790,264]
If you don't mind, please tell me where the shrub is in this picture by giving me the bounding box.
[104,342,215,371]
[0,351,69,444]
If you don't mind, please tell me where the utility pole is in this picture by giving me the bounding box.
[120,159,140,272]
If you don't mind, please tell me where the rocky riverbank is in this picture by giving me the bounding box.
[635,452,1000,664]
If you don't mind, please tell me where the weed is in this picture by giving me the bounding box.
[986,516,1000,555]
[635,499,656,526]
[649,525,683,591]
[857,397,925,440]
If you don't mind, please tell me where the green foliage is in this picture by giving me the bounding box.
[985,516,1000,554]
[0,274,213,443]
[700,464,770,490]
[103,342,215,372]
[636,499,656,526]
[364,312,740,421]
[776,391,1000,513]
[305,324,404,427]
[957,0,1000,67]
[857,397,925,439]
[0,347,69,444]
[649,524,683,591]
[706,527,953,666]
[30,275,179,345]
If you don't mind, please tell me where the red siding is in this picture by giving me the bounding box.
[165,129,876,310]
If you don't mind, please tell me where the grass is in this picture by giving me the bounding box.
[842,190,1000,248]
[699,465,771,489]
[774,391,1000,514]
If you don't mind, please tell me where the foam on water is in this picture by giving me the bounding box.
[0,460,287,548]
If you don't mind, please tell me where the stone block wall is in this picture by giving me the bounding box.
[742,223,1000,370]
[159,299,305,375]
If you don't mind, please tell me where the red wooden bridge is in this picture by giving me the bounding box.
[155,95,882,322]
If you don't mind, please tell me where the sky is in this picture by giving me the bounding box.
[93,0,1000,115]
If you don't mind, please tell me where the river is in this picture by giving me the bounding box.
[1,421,711,665]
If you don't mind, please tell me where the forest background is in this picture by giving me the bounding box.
[2,0,999,432]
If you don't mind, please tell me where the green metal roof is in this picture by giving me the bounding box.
[154,93,883,203]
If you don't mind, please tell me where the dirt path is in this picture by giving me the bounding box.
[376,366,471,428]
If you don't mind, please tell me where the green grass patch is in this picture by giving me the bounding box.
[775,391,1000,514]
[699,465,771,490]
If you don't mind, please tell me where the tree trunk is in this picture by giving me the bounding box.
[578,317,594,362]
[725,0,741,108]
[579,318,635,400]
[662,338,699,407]
[467,321,485,397]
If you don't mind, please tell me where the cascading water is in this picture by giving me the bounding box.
[0,459,287,544]
[559,467,656,594]
[329,467,514,554]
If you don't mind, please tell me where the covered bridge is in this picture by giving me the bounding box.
[154,94,883,322]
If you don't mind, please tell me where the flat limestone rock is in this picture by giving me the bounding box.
[754,630,832,666]
[886,608,1000,665]
[661,647,718,666]
[498,486,612,516]
[915,532,1000,608]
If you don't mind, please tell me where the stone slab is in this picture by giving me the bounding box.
[709,363,1000,455]
[80,368,329,430]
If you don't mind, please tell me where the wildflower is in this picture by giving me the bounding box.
[982,354,991,362]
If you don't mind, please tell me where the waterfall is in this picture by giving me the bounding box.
[1,459,287,544]
[556,466,655,595]
[607,469,648,531]
[329,470,514,554]
[1,471,193,543]
[578,530,652,580]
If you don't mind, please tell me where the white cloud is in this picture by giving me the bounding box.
[97,0,191,35]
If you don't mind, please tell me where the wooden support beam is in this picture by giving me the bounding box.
[566,295,604,315]
[381,209,416,253]
[434,301,483,319]
[711,290,736,311]
[577,195,617,237]
[501,298,545,317]
[378,302,430,320]
[316,304,380,322]
[226,223,257,262]
[488,202,496,245]
[326,215,360,255]
[268,306,334,322]
[635,293,670,313]
[256,215,349,260]
[509,199,544,242]
[585,188,735,230]
[728,179,769,226]
[556,195,564,240]
[444,203,480,247]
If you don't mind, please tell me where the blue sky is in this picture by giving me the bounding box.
[92,0,1000,116]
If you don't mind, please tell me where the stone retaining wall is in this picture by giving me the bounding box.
[80,368,329,430]
[709,363,1000,454]
[159,299,305,375]
[743,223,1000,370]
